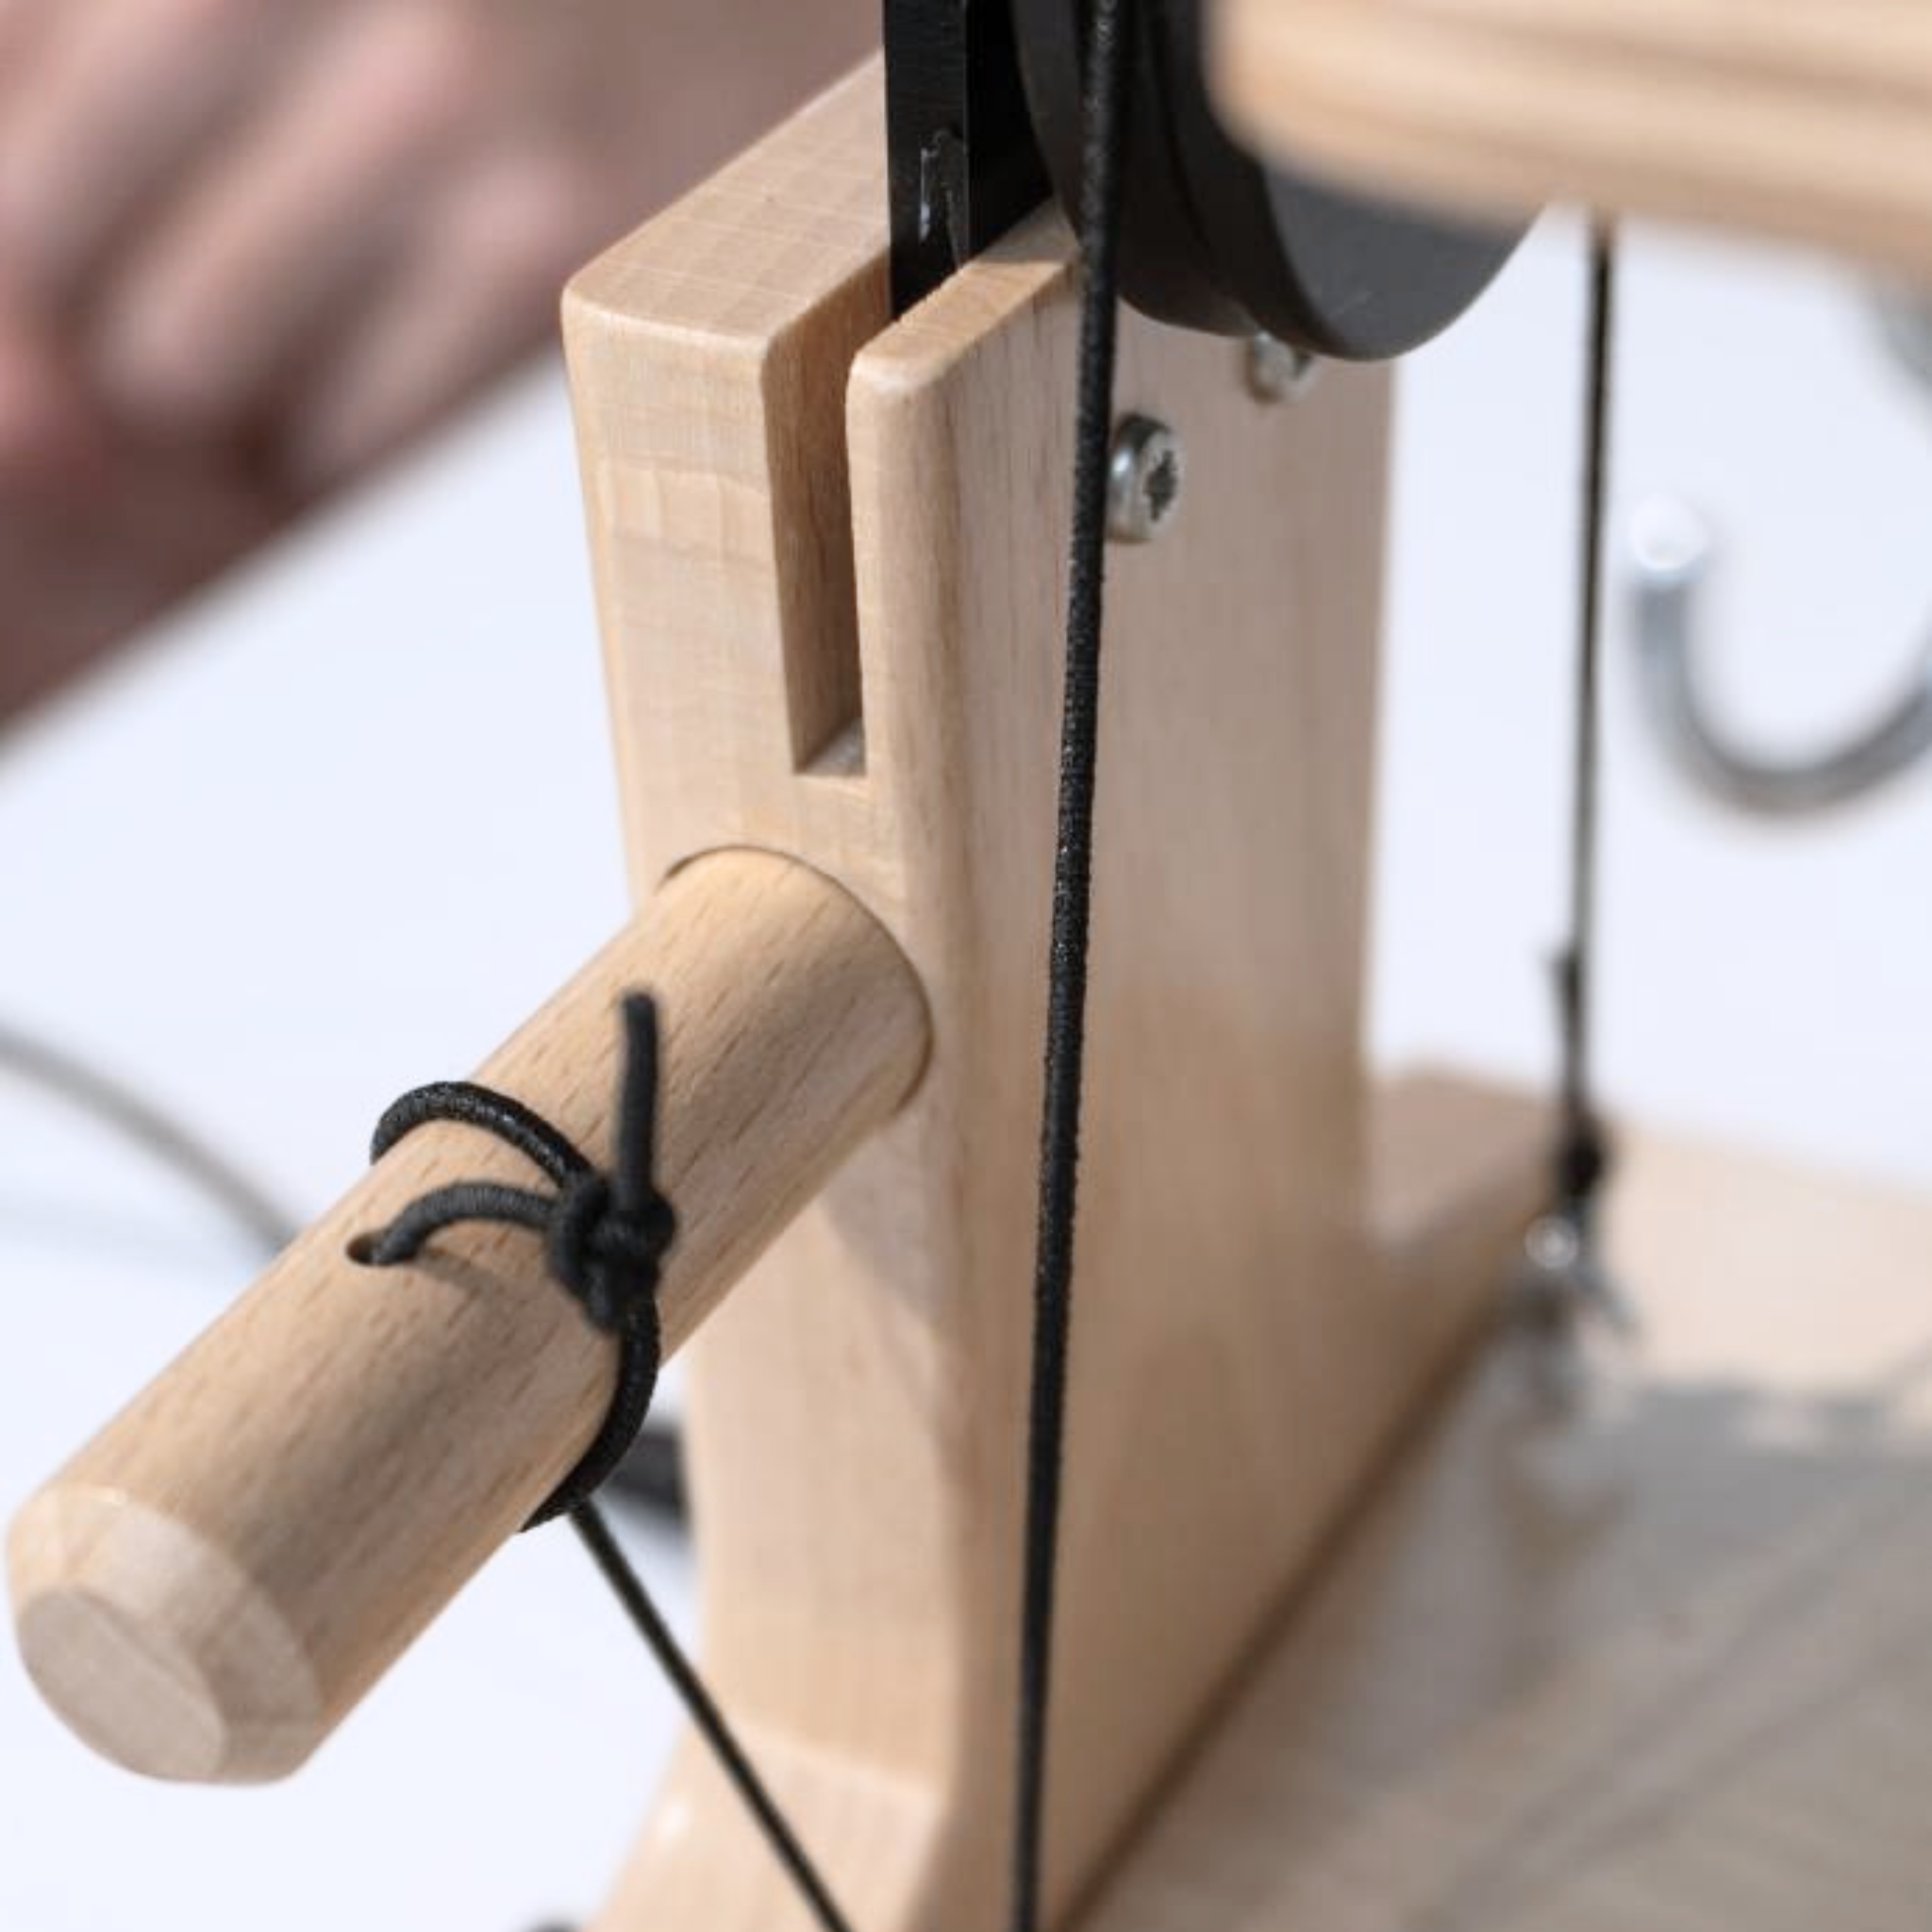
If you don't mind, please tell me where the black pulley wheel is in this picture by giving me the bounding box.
[1010,0,1529,358]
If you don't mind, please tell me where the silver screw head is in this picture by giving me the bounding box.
[1106,414,1184,544]
[1246,332,1320,404]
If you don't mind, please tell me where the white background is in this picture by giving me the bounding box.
[3,214,1929,1929]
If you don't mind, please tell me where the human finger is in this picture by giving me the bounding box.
[0,0,305,314]
[90,2,493,438]
[272,137,600,495]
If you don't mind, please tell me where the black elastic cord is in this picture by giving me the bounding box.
[355,994,674,1524]
[614,1419,687,1517]
[570,1504,856,1932]
[354,993,858,1932]
[1555,224,1619,1229]
[1010,4,1135,1929]
[0,1010,684,1516]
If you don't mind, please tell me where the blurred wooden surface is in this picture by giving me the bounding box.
[1212,0,1932,275]
[1088,1120,1932,1930]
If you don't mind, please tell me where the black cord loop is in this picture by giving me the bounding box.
[350,991,858,1932]
[352,992,675,1525]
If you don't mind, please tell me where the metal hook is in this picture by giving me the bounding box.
[1628,496,1932,816]
[1509,1208,1635,1341]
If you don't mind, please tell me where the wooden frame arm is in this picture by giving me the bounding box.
[8,849,927,1785]
[1212,0,1932,277]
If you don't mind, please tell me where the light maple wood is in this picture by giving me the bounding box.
[1212,0,1932,277]
[9,46,1927,1932]
[563,63,1544,1932]
[8,58,1547,1924]
[7,848,927,1783]
[1088,1122,1932,1931]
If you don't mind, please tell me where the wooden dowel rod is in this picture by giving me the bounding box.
[8,849,927,1786]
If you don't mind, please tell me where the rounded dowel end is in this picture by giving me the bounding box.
[8,850,927,1784]
[10,1487,322,1783]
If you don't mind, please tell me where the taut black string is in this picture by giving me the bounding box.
[1010,3,1136,1929]
[355,993,858,1932]
[1518,221,1627,1343]
[569,1504,858,1932]
[1556,225,1618,1234]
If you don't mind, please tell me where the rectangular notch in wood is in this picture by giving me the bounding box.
[563,70,894,888]
[764,279,879,775]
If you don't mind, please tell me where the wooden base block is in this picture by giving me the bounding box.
[591,1070,1547,1932]
[1089,1123,1932,1931]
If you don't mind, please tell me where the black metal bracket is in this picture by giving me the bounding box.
[884,0,1530,359]
[885,1,1050,315]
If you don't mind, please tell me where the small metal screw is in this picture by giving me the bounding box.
[1246,332,1320,404]
[1106,415,1183,544]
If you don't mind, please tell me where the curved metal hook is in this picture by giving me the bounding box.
[1876,287,1932,394]
[1628,497,1932,817]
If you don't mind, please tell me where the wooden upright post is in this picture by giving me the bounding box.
[8,53,1541,1928]
[564,60,1541,1932]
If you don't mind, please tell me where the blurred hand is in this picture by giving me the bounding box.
[0,0,873,716]
[0,307,275,715]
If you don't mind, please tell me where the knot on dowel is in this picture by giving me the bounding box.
[351,991,676,1524]
[546,1169,678,1332]
[347,974,862,1932]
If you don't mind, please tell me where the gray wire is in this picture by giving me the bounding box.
[0,1017,300,1253]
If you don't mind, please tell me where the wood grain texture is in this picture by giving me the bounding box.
[8,850,926,1782]
[8,59,1546,1913]
[564,62,1544,1932]
[1086,1124,1932,1931]
[1212,0,1932,276]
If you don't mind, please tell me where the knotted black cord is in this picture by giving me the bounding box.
[354,992,858,1932]
[354,994,675,1525]
[0,1015,686,1511]
[1010,3,1135,1929]
[1554,225,1619,1235]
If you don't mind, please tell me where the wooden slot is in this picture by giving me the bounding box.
[564,87,891,790]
